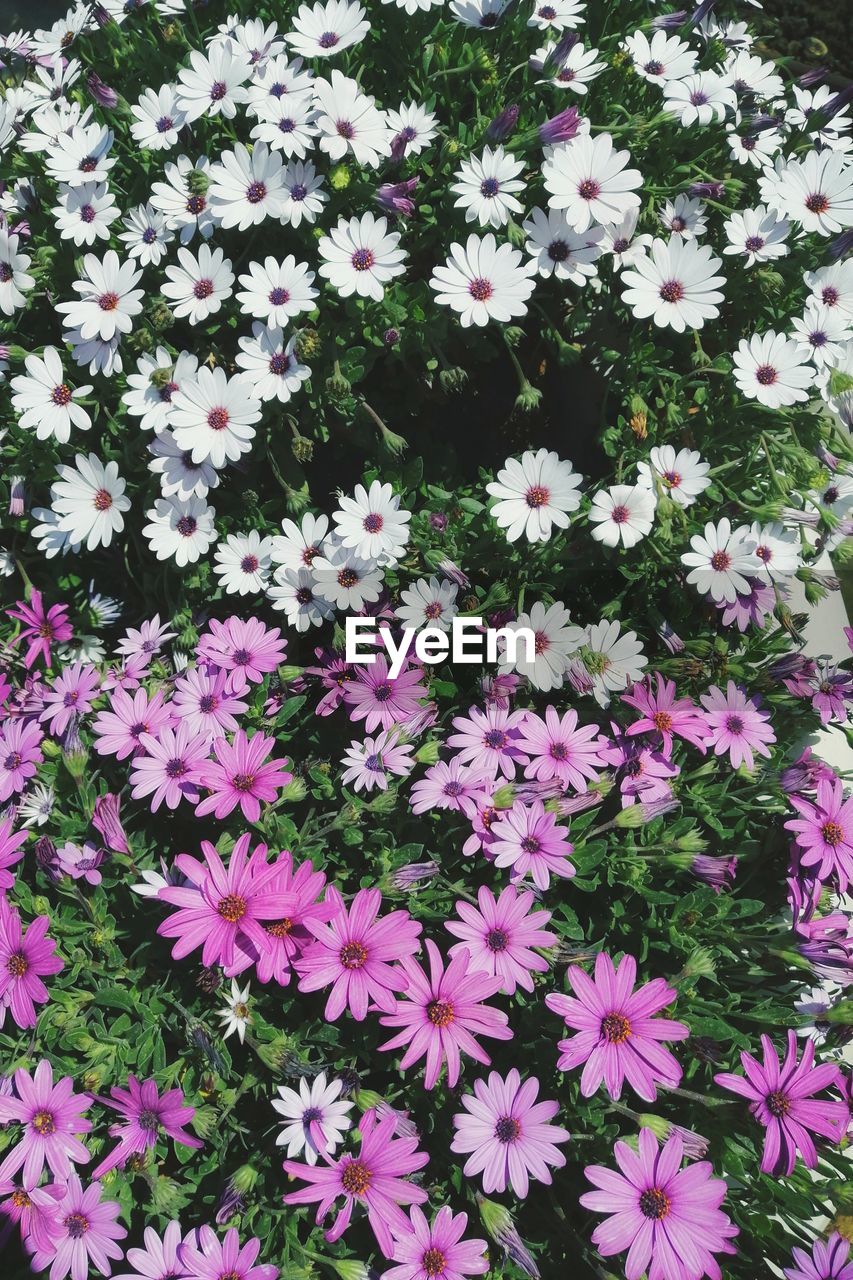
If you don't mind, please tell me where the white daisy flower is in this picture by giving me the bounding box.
[30,507,76,559]
[787,86,853,154]
[287,0,369,58]
[236,255,319,324]
[18,100,92,155]
[450,146,525,229]
[44,122,115,187]
[313,70,391,168]
[528,0,585,31]
[150,155,220,244]
[318,212,407,301]
[55,250,144,342]
[542,133,642,231]
[732,332,815,408]
[636,446,710,509]
[213,18,285,67]
[776,151,853,236]
[750,521,801,582]
[119,203,175,267]
[578,619,647,707]
[722,205,790,267]
[804,261,853,318]
[681,518,762,603]
[161,244,235,325]
[522,208,603,281]
[213,531,274,595]
[498,599,584,692]
[313,536,385,610]
[268,566,335,630]
[599,210,653,268]
[589,483,656,549]
[170,367,262,468]
[270,513,330,571]
[793,986,836,1046]
[386,102,438,156]
[208,142,288,231]
[272,1073,354,1165]
[148,430,222,502]
[87,584,123,626]
[250,92,319,159]
[143,494,218,566]
[449,0,510,29]
[658,194,707,240]
[278,159,327,227]
[621,236,726,333]
[662,72,737,127]
[722,51,784,101]
[726,125,782,170]
[430,233,537,328]
[53,181,118,246]
[123,348,199,435]
[130,84,187,151]
[11,346,92,443]
[218,979,252,1043]
[532,40,606,93]
[623,30,696,84]
[791,304,853,371]
[0,229,35,315]
[333,480,411,565]
[24,58,83,109]
[235,324,311,403]
[486,448,582,543]
[0,549,14,577]
[30,10,91,58]
[62,326,123,379]
[176,43,252,123]
[396,576,459,631]
[49,452,131,553]
[696,15,753,50]
[246,54,315,117]
[17,783,55,829]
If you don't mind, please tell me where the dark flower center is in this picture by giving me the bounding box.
[639,1188,670,1220]
[207,407,229,431]
[526,485,549,508]
[485,729,508,750]
[193,278,214,300]
[209,81,227,102]
[644,60,664,75]
[199,694,218,714]
[337,120,355,139]
[139,1109,160,1132]
[602,1012,631,1043]
[165,757,187,779]
[64,1212,90,1239]
[578,178,601,201]
[520,835,541,854]
[725,715,744,735]
[547,239,569,262]
[52,383,73,406]
[805,192,830,214]
[486,928,509,952]
[822,286,840,306]
[422,1248,447,1278]
[187,195,206,215]
[659,279,685,303]
[710,550,731,572]
[246,181,267,205]
[494,1116,521,1143]
[745,235,765,252]
[766,1090,790,1118]
[80,204,96,224]
[32,1110,56,1136]
[94,488,113,512]
[480,177,500,198]
[822,821,845,847]
[755,364,778,386]
[232,773,256,792]
[319,31,339,48]
[98,291,119,311]
[156,116,174,133]
[217,894,247,923]
[341,1160,371,1196]
[351,248,375,272]
[340,941,368,970]
[426,999,455,1027]
[444,780,464,797]
[7,951,28,977]
[469,277,494,301]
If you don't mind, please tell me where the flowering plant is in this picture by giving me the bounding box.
[1,2,853,1280]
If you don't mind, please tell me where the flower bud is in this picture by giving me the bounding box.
[487,103,519,143]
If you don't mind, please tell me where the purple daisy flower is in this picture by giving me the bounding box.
[0,897,63,1030]
[785,1235,853,1280]
[130,721,211,812]
[30,1174,126,1280]
[342,654,428,732]
[8,590,73,669]
[410,758,491,817]
[621,674,707,754]
[39,661,101,737]
[386,1206,489,1280]
[176,1225,277,1280]
[113,1220,198,1280]
[786,777,853,891]
[0,1059,92,1185]
[447,703,530,780]
[91,1076,202,1178]
[489,800,575,891]
[516,705,608,794]
[698,681,776,770]
[445,885,556,994]
[0,818,28,892]
[194,728,292,822]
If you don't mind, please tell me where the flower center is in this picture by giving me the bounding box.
[486,928,509,952]
[52,383,73,406]
[644,60,664,74]
[652,710,673,732]
[80,204,96,224]
[745,235,765,252]
[207,407,229,431]
[725,715,744,735]
[94,488,113,511]
[319,30,339,48]
[156,115,174,133]
[601,1012,631,1043]
[193,278,214,299]
[755,364,778,386]
[351,248,375,272]
[165,758,187,779]
[547,239,569,262]
[534,631,549,654]
[426,999,455,1027]
[484,729,508,750]
[177,515,198,537]
[494,1116,521,1143]
[363,512,384,533]
[7,951,28,977]
[199,694,218,714]
[578,178,601,201]
[422,1248,447,1279]
[279,118,296,134]
[612,237,630,253]
[610,504,629,525]
[98,291,119,311]
[80,156,97,173]
[32,1110,56,1136]
[549,741,568,760]
[822,821,845,847]
[290,184,307,201]
[64,1212,90,1239]
[822,286,840,306]
[526,485,549,508]
[246,181,267,205]
[480,177,500,198]
[689,90,708,106]
[341,1160,371,1196]
[710,550,731,572]
[0,262,13,282]
[468,277,494,302]
[231,773,256,792]
[444,780,463,797]
[424,601,443,620]
[187,194,206,215]
[520,835,541,855]
[11,1190,31,1208]
[340,941,368,969]
[269,287,290,306]
[766,1090,790,1118]
[295,587,314,605]
[805,192,830,214]
[217,894,247,923]
[142,227,157,243]
[659,279,685,303]
[669,216,686,232]
[267,918,293,938]
[336,120,355,139]
[139,1109,160,1132]
[639,1188,670,1220]
[338,568,359,588]
[209,81,227,102]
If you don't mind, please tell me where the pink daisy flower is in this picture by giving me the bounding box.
[9,590,73,669]
[30,1174,126,1280]
[698,681,776,770]
[0,719,44,803]
[130,722,210,812]
[447,704,530,780]
[0,818,28,892]
[545,952,689,1101]
[158,834,300,971]
[410,759,491,817]
[810,663,853,725]
[340,730,416,793]
[39,661,101,737]
[621,674,707,755]
[194,729,292,822]
[283,1108,429,1258]
[580,1128,738,1280]
[378,940,513,1089]
[0,1059,92,1185]
[0,1181,65,1255]
[715,1030,848,1176]
[342,655,428,732]
[196,616,287,693]
[600,727,680,808]
[0,897,63,1030]
[462,784,502,857]
[112,1220,198,1280]
[92,686,175,761]
[489,800,575,890]
[116,614,177,661]
[228,851,331,986]
[172,665,248,741]
[176,1225,278,1280]
[296,886,422,1021]
[784,1234,853,1280]
[451,1068,570,1198]
[445,885,556,994]
[785,776,853,891]
[386,1206,489,1280]
[305,648,355,716]
[517,706,608,793]
[91,1076,202,1178]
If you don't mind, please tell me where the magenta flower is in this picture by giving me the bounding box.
[0,897,63,1029]
[113,1220,197,1280]
[386,1206,489,1280]
[718,577,775,632]
[810,662,853,725]
[0,719,44,802]
[194,729,292,822]
[451,1068,569,1198]
[340,729,415,792]
[39,661,101,737]
[197,616,287,692]
[30,1174,126,1280]
[91,794,130,855]
[580,1128,738,1280]
[447,704,530,780]
[545,952,689,1101]
[0,1059,92,1185]
[342,655,428,732]
[305,647,355,716]
[177,1225,278,1280]
[0,1181,64,1254]
[158,834,300,970]
[0,818,27,892]
[784,1233,853,1280]
[229,851,331,986]
[517,706,608,793]
[600,726,680,808]
[698,681,776,770]
[130,722,210,812]
[786,776,853,891]
[9,590,73,669]
[462,784,501,857]
[489,800,575,890]
[410,759,491,817]
[445,885,556,994]
[283,1108,428,1257]
[379,940,512,1089]
[116,614,177,661]
[92,685,175,760]
[715,1031,848,1175]
[172,665,248,741]
[91,1076,202,1178]
[296,886,422,1021]
[57,840,105,886]
[621,674,707,754]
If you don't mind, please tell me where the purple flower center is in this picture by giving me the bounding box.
[724,715,744,735]
[744,235,765,252]
[193,277,214,300]
[520,835,540,854]
[421,1248,447,1278]
[209,81,227,102]
[480,177,500,198]
[187,194,206,215]
[139,1109,160,1132]
[823,286,840,306]
[241,555,260,573]
[64,1212,90,1239]
[199,694,218,714]
[340,941,368,970]
[755,364,778,386]
[822,821,845,847]
[710,550,731,572]
[427,999,454,1027]
[246,181,267,204]
[156,115,174,133]
[142,227,158,244]
[494,1116,521,1143]
[0,262,13,283]
[176,515,198,537]
[363,512,384,533]
[612,237,630,253]
[578,178,601,201]
[659,279,685,304]
[52,382,73,406]
[351,248,375,272]
[469,277,493,302]
[766,1089,790,1118]
[610,504,629,525]
[337,119,355,139]
[486,928,509,952]
[217,894,247,923]
[80,203,96,224]
[319,30,339,48]
[639,1188,670,1220]
[269,286,290,306]
[444,780,464,797]
[601,1012,631,1043]
[484,729,508,750]
[7,951,28,977]
[805,192,830,214]
[290,184,307,201]
[547,239,569,262]
[165,757,187,779]
[644,60,664,75]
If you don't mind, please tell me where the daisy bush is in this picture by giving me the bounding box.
[2,0,853,1279]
